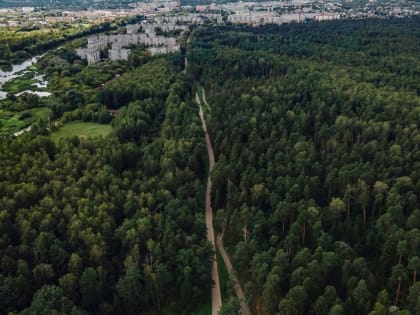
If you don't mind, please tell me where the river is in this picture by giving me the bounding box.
[0,55,47,100]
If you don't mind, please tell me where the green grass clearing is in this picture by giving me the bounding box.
[26,107,52,121]
[51,121,112,142]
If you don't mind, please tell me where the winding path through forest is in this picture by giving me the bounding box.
[195,92,222,315]
[196,89,252,315]
[217,232,252,315]
[201,87,211,111]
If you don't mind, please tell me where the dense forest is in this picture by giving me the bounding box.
[0,56,213,314]
[189,17,420,315]
[0,16,419,315]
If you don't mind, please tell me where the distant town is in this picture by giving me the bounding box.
[1,0,419,28]
[1,0,419,63]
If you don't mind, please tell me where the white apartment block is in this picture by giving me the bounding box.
[76,48,101,65]
[87,36,107,51]
[147,46,168,56]
[76,14,187,64]
[162,13,222,24]
[147,43,180,56]
[109,49,131,61]
[228,12,311,25]
[314,13,341,21]
[168,44,180,53]
[75,48,88,59]
[126,24,141,34]
[87,51,100,64]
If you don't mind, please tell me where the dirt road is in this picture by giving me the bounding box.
[201,87,211,111]
[197,89,252,315]
[195,92,222,315]
[217,233,252,315]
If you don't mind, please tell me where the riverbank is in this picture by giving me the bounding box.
[0,55,48,100]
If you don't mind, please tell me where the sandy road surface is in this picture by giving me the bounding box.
[195,92,222,315]
[216,233,252,315]
[198,89,252,315]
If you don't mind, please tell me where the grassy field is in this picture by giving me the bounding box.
[0,107,52,135]
[51,121,112,142]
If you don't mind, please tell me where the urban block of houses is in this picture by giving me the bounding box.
[75,18,191,64]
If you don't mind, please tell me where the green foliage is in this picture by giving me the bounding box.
[116,265,146,311]
[79,268,101,312]
[0,22,113,66]
[1,15,420,315]
[20,285,87,315]
[0,56,211,315]
[0,107,52,136]
[189,17,420,315]
[99,58,176,109]
[2,71,39,94]
[50,121,112,143]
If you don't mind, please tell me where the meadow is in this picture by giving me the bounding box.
[50,121,112,142]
